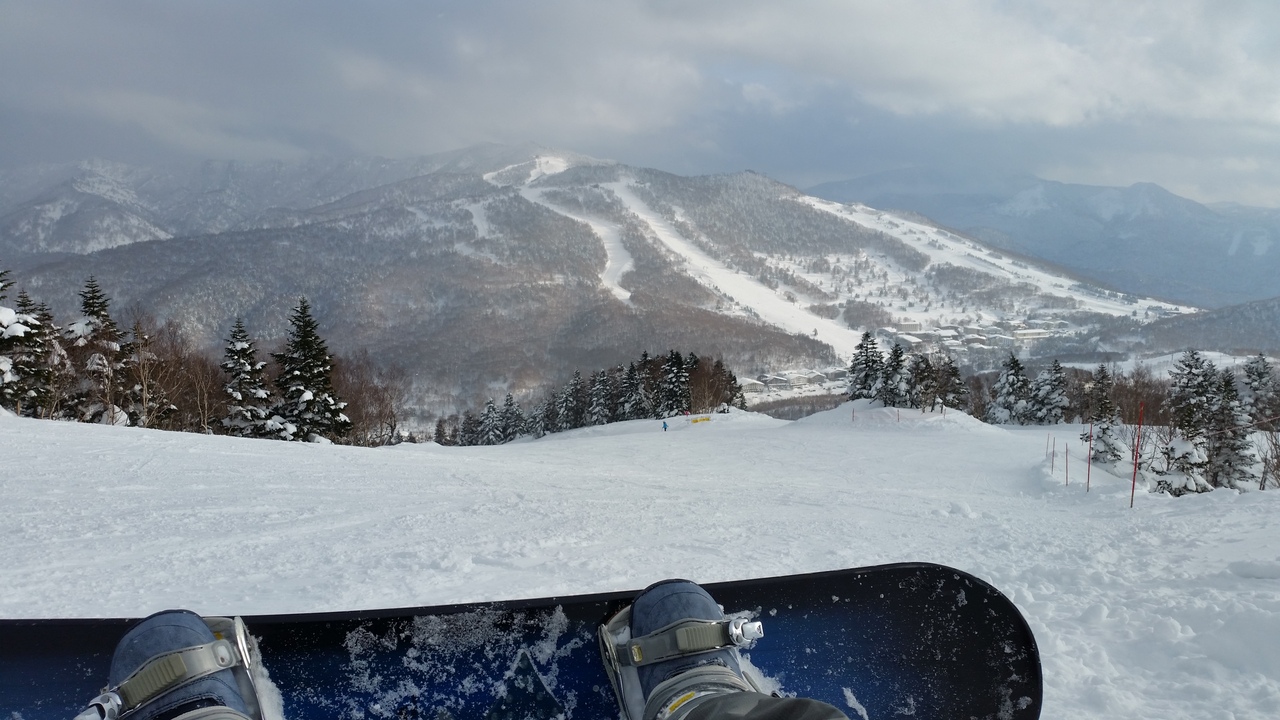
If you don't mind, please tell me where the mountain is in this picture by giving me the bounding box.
[1139,295,1280,353]
[808,168,1280,309]
[1,146,1228,417]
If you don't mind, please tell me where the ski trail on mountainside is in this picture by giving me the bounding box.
[606,181,865,360]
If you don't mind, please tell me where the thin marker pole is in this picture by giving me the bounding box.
[1051,437,1056,474]
[1065,446,1069,487]
[1086,421,1094,492]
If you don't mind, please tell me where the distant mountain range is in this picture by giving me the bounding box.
[808,168,1280,309]
[2,147,1275,417]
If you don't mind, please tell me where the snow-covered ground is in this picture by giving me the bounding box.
[4,404,1279,718]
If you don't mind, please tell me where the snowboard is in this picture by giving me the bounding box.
[1,563,1041,720]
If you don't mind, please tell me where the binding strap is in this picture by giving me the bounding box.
[616,618,763,667]
[112,639,242,713]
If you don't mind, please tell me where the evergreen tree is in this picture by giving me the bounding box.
[500,392,525,443]
[985,353,1030,424]
[1081,365,1123,463]
[64,277,131,425]
[587,369,612,425]
[433,417,451,445]
[270,298,351,442]
[658,350,690,417]
[847,332,883,400]
[1242,354,1278,431]
[936,354,968,411]
[717,360,748,410]
[3,290,59,417]
[874,343,908,407]
[1160,351,1218,492]
[1027,360,1070,424]
[905,353,937,410]
[1205,368,1260,490]
[527,401,550,438]
[1,278,51,416]
[619,361,648,420]
[459,410,480,446]
[479,398,503,445]
[220,319,272,438]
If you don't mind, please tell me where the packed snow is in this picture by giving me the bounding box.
[4,403,1279,718]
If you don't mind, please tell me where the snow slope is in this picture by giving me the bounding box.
[4,405,1280,718]
[607,181,869,358]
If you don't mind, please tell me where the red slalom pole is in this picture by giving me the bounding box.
[1130,402,1145,509]
[1086,421,1094,492]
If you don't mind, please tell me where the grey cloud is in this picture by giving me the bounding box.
[2,0,1280,205]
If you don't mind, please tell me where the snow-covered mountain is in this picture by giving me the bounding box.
[808,168,1280,309]
[4,401,1279,719]
[0,161,172,257]
[0,146,1236,415]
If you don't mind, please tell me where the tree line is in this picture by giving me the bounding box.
[0,271,407,445]
[431,349,748,446]
[849,331,1280,493]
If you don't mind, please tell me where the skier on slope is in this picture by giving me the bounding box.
[71,580,848,720]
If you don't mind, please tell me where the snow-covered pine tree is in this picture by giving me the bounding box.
[527,400,550,438]
[1160,350,1218,493]
[984,353,1030,425]
[3,290,61,417]
[847,332,883,400]
[905,353,937,410]
[587,369,612,426]
[659,350,690,417]
[874,343,909,408]
[220,319,272,438]
[0,274,41,415]
[562,370,586,429]
[1081,365,1124,463]
[433,417,451,445]
[459,410,480,446]
[716,359,748,410]
[1241,354,1278,431]
[270,298,351,442]
[479,398,503,446]
[1205,368,1260,490]
[619,361,648,420]
[1028,360,1070,424]
[936,354,968,410]
[63,277,132,425]
[501,392,525,443]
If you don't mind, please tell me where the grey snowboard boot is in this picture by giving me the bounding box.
[75,610,262,720]
[600,579,764,720]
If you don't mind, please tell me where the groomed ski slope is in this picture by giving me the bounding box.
[4,405,1279,720]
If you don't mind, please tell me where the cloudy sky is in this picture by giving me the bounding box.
[3,0,1279,205]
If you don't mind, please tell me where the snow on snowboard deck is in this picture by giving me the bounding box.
[1,563,1041,720]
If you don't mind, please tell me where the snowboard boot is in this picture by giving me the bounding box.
[600,579,764,720]
[75,610,263,720]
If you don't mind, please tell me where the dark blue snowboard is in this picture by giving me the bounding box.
[1,563,1040,719]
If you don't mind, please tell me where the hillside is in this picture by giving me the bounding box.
[2,147,1217,416]
[4,403,1279,719]
[809,168,1280,309]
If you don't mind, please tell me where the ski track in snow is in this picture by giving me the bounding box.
[519,187,634,305]
[4,405,1280,719]
[607,181,867,358]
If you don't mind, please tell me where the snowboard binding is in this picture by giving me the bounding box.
[73,611,265,720]
[599,580,765,720]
